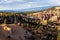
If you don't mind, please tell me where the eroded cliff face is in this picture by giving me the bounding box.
[26,6,60,22]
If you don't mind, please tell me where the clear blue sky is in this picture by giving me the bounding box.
[0,0,60,10]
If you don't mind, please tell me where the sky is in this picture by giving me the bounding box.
[0,0,60,10]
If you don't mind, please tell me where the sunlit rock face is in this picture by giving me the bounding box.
[49,16,58,22]
[41,20,47,25]
[55,7,60,9]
